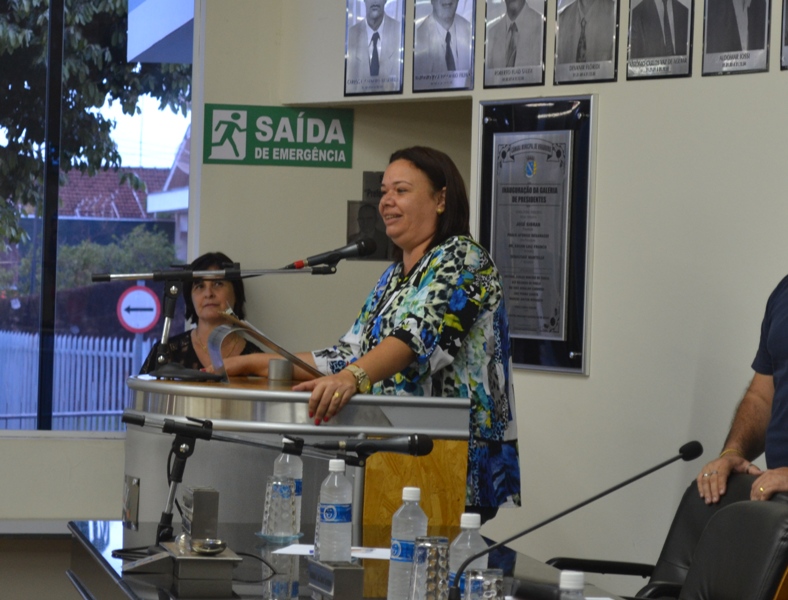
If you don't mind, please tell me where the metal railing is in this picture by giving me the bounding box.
[0,330,153,430]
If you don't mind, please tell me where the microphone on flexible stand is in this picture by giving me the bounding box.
[282,238,377,269]
[310,434,434,467]
[122,412,312,456]
[447,441,704,600]
[311,434,434,456]
[91,265,243,283]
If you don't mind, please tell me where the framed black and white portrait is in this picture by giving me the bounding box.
[555,0,620,83]
[702,0,769,75]
[345,0,406,96]
[346,201,392,261]
[484,0,546,87]
[782,0,788,68]
[627,0,693,78]
[413,0,476,92]
[345,172,392,260]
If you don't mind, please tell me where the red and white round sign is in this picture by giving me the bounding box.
[117,286,161,334]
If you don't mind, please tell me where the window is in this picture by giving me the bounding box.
[0,0,192,431]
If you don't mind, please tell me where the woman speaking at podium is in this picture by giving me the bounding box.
[139,252,261,374]
[222,147,521,520]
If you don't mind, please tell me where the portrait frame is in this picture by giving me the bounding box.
[554,0,620,84]
[344,171,393,261]
[346,201,393,261]
[702,0,770,75]
[344,0,406,96]
[782,0,788,68]
[627,0,694,79]
[483,0,547,88]
[413,0,476,92]
[479,97,596,375]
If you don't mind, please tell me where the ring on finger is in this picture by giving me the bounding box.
[332,391,341,399]
[760,486,765,493]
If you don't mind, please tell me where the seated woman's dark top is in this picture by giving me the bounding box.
[139,330,261,374]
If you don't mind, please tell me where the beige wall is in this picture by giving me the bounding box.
[4,1,788,596]
[190,2,788,595]
[0,433,123,521]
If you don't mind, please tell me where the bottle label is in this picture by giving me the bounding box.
[295,479,302,497]
[449,571,467,595]
[271,580,289,597]
[390,538,416,563]
[467,578,484,596]
[273,482,292,498]
[319,503,352,523]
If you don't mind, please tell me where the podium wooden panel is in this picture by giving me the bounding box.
[362,439,467,598]
[775,568,788,600]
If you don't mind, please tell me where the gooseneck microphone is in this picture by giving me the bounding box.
[282,238,377,269]
[447,441,704,600]
[312,434,434,457]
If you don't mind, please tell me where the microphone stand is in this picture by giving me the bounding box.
[128,414,356,549]
[156,277,182,367]
[122,411,341,463]
[447,443,703,600]
[213,313,324,379]
[91,264,338,283]
[154,418,214,546]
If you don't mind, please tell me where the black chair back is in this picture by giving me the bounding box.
[647,474,757,587]
[677,500,788,600]
[548,475,788,599]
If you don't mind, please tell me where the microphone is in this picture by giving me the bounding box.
[447,441,704,600]
[312,434,434,457]
[282,238,377,269]
[679,440,703,461]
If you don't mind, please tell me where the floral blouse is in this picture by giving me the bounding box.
[312,236,521,509]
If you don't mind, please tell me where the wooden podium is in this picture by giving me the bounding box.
[362,441,467,597]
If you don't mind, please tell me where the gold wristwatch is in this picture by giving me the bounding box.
[345,364,371,394]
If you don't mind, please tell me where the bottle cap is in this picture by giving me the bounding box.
[559,570,584,590]
[459,512,481,529]
[328,459,345,472]
[402,487,421,501]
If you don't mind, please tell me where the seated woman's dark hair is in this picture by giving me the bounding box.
[388,146,471,260]
[182,252,247,322]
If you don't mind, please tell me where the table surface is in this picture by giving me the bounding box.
[67,520,624,600]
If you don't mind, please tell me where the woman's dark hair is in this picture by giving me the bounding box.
[388,146,471,260]
[183,252,247,322]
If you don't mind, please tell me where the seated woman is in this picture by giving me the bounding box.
[140,252,261,374]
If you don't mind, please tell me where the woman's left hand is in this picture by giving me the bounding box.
[293,370,357,425]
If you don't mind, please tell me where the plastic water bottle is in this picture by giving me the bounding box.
[559,570,586,599]
[273,446,303,533]
[387,486,429,600]
[448,512,488,595]
[316,459,353,562]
